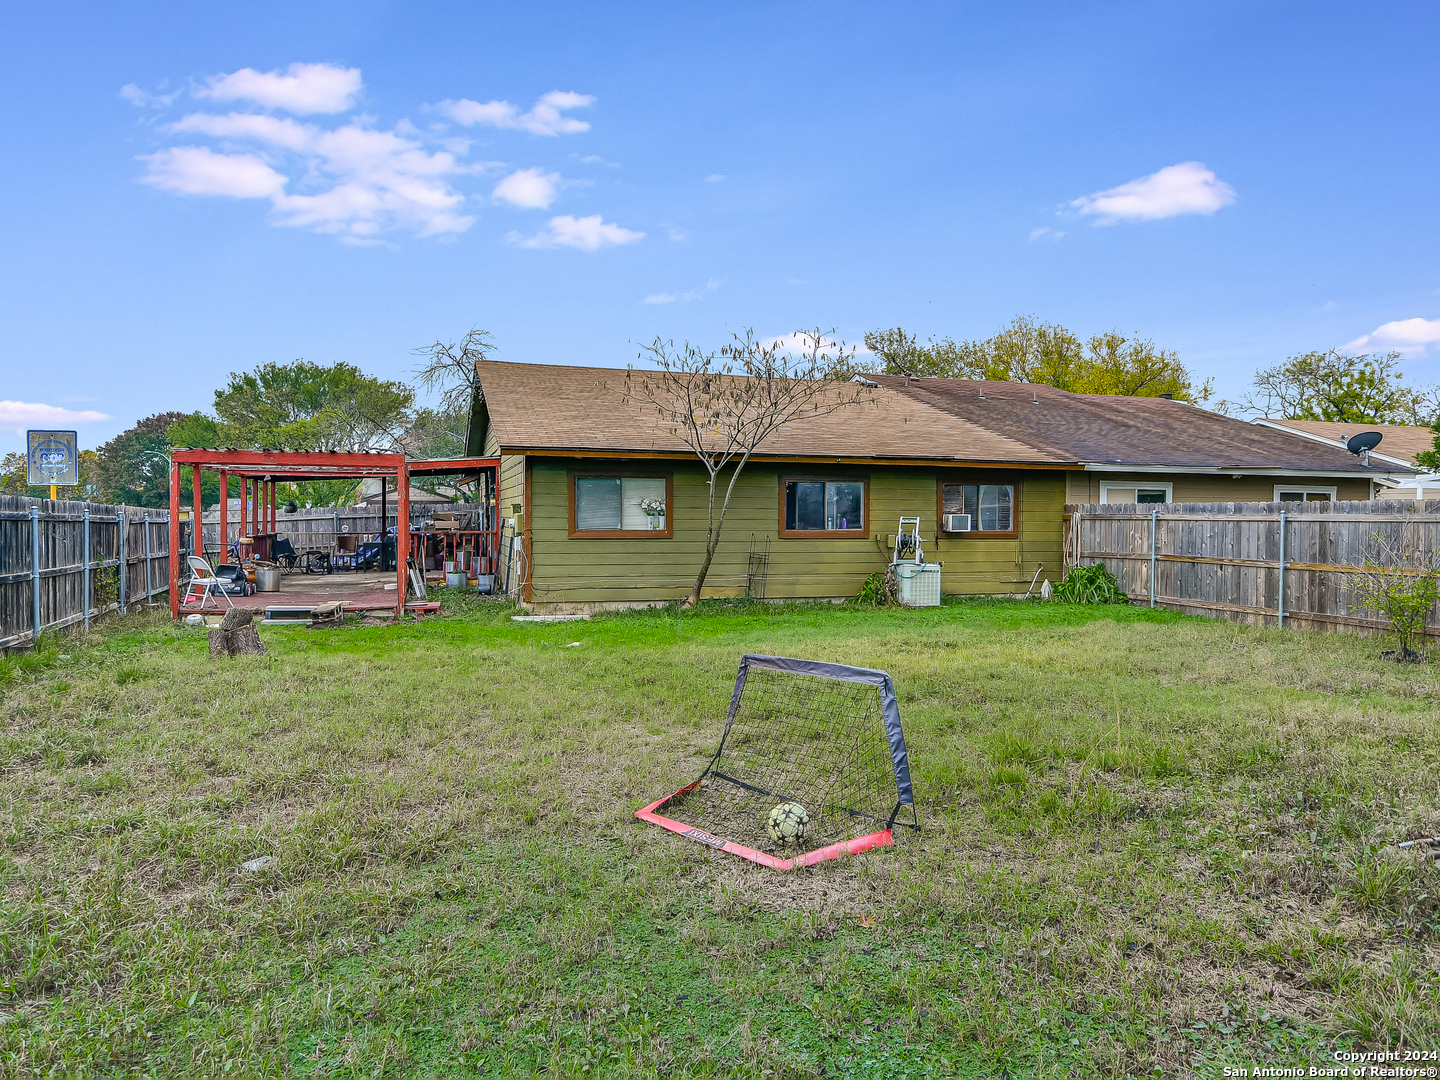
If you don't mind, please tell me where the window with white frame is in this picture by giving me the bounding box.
[1099,481,1173,505]
[1274,485,1336,503]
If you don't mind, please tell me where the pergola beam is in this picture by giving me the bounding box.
[167,449,500,621]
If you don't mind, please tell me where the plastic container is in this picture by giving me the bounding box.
[474,574,494,594]
[255,568,282,592]
[892,561,941,608]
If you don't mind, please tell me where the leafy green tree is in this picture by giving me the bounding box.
[97,412,193,507]
[212,360,415,451]
[864,315,1211,401]
[1229,349,1435,425]
[0,449,101,499]
[166,412,220,450]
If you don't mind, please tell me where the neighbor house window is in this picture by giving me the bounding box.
[780,478,867,537]
[1274,486,1335,503]
[1100,481,1173,505]
[570,473,672,537]
[940,482,1017,536]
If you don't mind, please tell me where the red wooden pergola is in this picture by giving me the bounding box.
[168,448,499,618]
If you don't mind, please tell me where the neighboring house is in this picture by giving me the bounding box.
[471,361,1078,609]
[1253,419,1440,500]
[873,377,1412,504]
[470,363,1418,611]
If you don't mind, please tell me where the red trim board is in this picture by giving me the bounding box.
[635,783,894,871]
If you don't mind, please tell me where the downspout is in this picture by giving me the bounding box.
[1149,508,1158,609]
[1277,509,1287,628]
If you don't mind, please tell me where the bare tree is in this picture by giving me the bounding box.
[413,326,497,417]
[1349,520,1440,661]
[625,328,874,608]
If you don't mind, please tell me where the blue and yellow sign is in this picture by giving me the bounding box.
[26,430,79,487]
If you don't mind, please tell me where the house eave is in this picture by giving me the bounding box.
[1080,462,1411,480]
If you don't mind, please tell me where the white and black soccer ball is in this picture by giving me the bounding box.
[767,801,809,844]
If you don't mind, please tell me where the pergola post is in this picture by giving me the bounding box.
[219,471,228,561]
[168,458,181,619]
[396,462,410,617]
[192,465,203,559]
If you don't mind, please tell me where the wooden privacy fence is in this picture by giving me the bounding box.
[197,503,439,554]
[0,495,177,650]
[1065,499,1440,635]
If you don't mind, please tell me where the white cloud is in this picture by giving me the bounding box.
[145,112,474,239]
[1071,161,1236,225]
[511,214,643,251]
[577,154,619,167]
[140,146,288,198]
[1345,317,1440,358]
[195,62,362,115]
[1029,225,1064,241]
[0,401,110,435]
[120,83,180,108]
[705,174,725,183]
[440,91,594,136]
[492,167,562,209]
[643,278,720,304]
[762,332,869,357]
[169,111,317,151]
[667,226,690,242]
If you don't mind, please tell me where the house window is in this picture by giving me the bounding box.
[570,473,672,537]
[781,478,867,536]
[940,483,1017,536]
[1100,481,1173,505]
[1274,486,1335,503]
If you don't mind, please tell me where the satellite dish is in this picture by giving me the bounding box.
[1346,431,1383,455]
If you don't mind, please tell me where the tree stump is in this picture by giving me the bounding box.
[209,608,266,657]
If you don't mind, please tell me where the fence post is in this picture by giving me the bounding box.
[30,506,41,642]
[83,506,91,630]
[1149,508,1158,609]
[144,515,153,600]
[1277,510,1287,628]
[117,510,127,615]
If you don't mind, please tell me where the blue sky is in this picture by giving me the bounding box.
[2,1,1438,454]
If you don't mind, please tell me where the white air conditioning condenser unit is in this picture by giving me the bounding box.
[944,513,972,532]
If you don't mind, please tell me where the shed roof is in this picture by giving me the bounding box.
[473,360,1064,466]
[1255,419,1434,466]
[873,376,1407,475]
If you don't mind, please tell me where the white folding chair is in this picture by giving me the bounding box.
[185,556,234,609]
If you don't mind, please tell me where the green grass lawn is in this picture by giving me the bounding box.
[1,595,1437,1077]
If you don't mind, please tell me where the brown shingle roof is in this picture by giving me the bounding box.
[1257,419,1434,466]
[875,376,1407,475]
[475,361,1063,465]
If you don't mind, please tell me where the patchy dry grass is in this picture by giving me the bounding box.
[0,596,1437,1076]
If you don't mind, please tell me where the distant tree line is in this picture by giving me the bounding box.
[865,315,1440,465]
[863,316,1213,402]
[0,328,494,509]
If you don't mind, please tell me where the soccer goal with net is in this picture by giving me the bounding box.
[636,654,918,870]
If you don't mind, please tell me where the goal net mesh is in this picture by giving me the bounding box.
[660,655,917,857]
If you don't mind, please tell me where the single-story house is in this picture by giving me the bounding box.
[471,362,1416,611]
[471,361,1083,609]
[873,377,1412,505]
[1253,418,1440,500]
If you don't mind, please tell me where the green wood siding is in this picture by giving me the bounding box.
[526,457,1067,605]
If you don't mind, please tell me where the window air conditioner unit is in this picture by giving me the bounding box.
[944,513,972,532]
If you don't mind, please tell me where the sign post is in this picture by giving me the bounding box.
[26,430,79,495]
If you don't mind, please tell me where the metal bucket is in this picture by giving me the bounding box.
[256,568,282,592]
[446,572,468,589]
[474,574,494,594]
